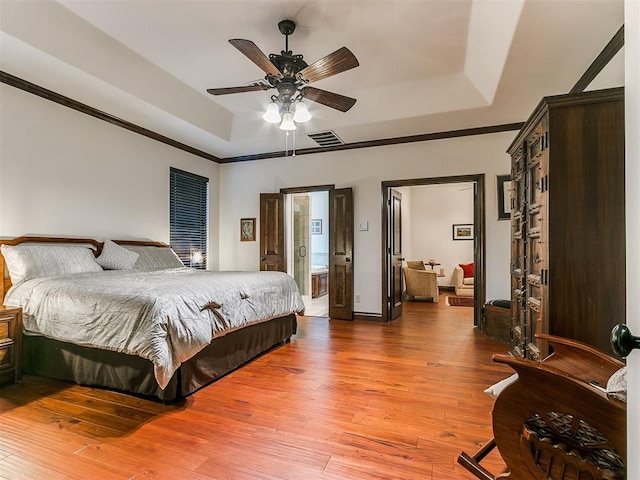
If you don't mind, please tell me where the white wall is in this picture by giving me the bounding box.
[0,84,221,269]
[624,0,639,475]
[218,132,514,314]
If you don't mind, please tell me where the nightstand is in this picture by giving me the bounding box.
[0,306,23,384]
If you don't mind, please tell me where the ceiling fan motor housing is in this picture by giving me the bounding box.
[268,20,308,107]
[269,19,308,80]
[268,53,307,79]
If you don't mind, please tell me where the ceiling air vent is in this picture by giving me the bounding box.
[308,130,344,148]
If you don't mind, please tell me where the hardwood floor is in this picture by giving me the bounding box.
[0,295,513,479]
[300,294,329,317]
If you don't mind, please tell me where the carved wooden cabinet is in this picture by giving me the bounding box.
[507,87,625,359]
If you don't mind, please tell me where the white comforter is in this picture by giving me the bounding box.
[5,268,305,389]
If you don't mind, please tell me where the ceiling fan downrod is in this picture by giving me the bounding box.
[278,19,296,53]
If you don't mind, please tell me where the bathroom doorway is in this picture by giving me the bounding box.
[262,185,353,320]
[289,190,330,317]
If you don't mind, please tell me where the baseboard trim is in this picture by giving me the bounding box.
[353,312,385,322]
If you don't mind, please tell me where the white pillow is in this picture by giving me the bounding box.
[606,366,627,403]
[484,373,518,398]
[123,245,184,270]
[1,244,102,284]
[96,240,139,270]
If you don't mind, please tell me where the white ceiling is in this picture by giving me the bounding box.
[0,0,625,160]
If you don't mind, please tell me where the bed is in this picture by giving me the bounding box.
[0,236,305,401]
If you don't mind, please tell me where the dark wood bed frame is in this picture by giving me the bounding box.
[0,236,297,402]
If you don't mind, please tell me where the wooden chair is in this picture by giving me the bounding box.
[458,334,626,479]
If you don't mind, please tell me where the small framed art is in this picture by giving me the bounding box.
[311,219,322,235]
[497,174,511,220]
[240,218,256,242]
[452,224,474,241]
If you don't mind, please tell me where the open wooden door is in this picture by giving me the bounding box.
[389,189,403,320]
[329,188,353,320]
[259,193,286,272]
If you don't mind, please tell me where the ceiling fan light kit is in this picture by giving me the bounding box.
[279,112,296,131]
[262,96,311,128]
[293,100,311,123]
[207,19,359,132]
[263,101,282,123]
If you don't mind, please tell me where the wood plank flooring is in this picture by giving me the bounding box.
[300,294,329,317]
[0,295,513,479]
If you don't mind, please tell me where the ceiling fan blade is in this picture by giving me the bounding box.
[229,39,282,76]
[299,47,359,84]
[207,83,271,95]
[301,86,356,112]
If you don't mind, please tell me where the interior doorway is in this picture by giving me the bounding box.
[382,174,486,326]
[261,186,354,320]
[288,191,329,317]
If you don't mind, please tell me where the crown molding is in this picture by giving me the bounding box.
[0,71,221,163]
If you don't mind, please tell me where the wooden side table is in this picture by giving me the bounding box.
[0,305,23,383]
[425,260,441,270]
[426,261,445,277]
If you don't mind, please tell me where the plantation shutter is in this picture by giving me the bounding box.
[169,167,209,269]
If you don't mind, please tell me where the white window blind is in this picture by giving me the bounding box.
[170,167,209,269]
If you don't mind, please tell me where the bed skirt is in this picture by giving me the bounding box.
[23,314,297,402]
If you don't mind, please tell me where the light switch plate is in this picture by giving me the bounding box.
[359,221,369,231]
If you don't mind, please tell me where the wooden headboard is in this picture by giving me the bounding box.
[0,235,170,304]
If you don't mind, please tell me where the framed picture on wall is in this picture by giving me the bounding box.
[497,174,511,220]
[240,218,256,242]
[452,224,474,241]
[311,219,322,235]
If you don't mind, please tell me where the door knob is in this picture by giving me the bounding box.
[260,256,266,261]
[345,257,351,262]
[610,324,640,358]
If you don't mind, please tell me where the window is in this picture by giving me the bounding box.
[169,167,209,269]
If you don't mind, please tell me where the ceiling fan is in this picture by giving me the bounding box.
[206,19,359,115]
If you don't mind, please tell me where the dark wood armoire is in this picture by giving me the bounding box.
[507,87,625,359]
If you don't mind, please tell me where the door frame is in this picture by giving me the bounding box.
[381,174,486,326]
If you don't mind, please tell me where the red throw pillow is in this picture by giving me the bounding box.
[459,263,474,278]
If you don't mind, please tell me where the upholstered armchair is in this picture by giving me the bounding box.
[406,260,426,270]
[402,267,439,302]
[454,264,474,297]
